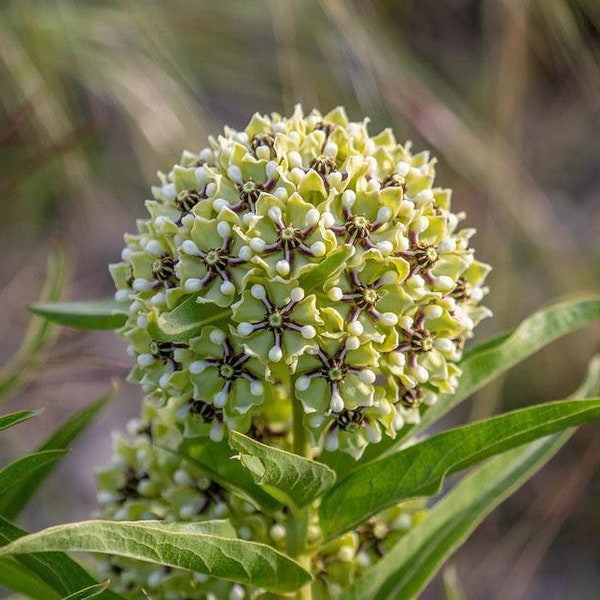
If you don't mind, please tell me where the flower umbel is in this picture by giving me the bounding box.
[111,105,491,455]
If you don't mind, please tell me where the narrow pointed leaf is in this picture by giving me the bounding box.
[322,295,600,476]
[298,244,354,294]
[230,431,336,509]
[0,520,312,593]
[61,581,110,600]
[0,556,60,599]
[0,450,68,503]
[340,356,600,600]
[29,299,127,330]
[0,387,116,520]
[0,408,43,432]
[0,516,125,600]
[320,396,600,540]
[0,249,68,402]
[146,294,229,341]
[167,438,283,515]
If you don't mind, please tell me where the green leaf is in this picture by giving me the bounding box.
[0,450,68,502]
[229,431,336,509]
[298,245,354,294]
[340,356,600,600]
[167,438,283,515]
[0,408,43,432]
[0,519,312,593]
[146,293,229,341]
[0,516,124,600]
[0,556,60,600]
[60,581,110,600]
[0,387,116,521]
[319,396,600,541]
[0,249,68,403]
[28,299,128,330]
[322,295,600,476]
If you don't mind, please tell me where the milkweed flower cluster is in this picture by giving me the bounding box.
[109,105,490,458]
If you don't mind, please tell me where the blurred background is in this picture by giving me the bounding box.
[0,0,598,598]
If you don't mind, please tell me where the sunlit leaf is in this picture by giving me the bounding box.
[230,431,336,509]
[60,581,110,600]
[0,519,312,593]
[29,299,127,331]
[0,450,68,505]
[320,396,600,540]
[298,245,354,294]
[167,438,283,515]
[146,294,229,342]
[0,516,124,600]
[0,386,116,520]
[0,408,43,432]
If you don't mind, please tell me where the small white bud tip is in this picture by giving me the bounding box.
[295,376,311,391]
[342,190,356,208]
[238,245,252,261]
[300,325,316,339]
[181,240,200,255]
[270,524,287,541]
[276,260,290,276]
[237,322,255,337]
[189,361,208,375]
[290,287,305,302]
[136,354,155,368]
[269,346,283,362]
[184,278,203,292]
[321,211,335,227]
[327,287,343,301]
[251,284,267,300]
[249,238,266,253]
[376,206,393,223]
[433,276,455,291]
[345,336,360,351]
[250,380,264,397]
[423,304,444,320]
[209,329,226,345]
[213,390,228,408]
[380,312,399,326]
[268,206,283,223]
[220,280,236,296]
[227,165,243,183]
[162,183,176,200]
[330,391,345,413]
[132,278,154,292]
[310,241,326,256]
[376,240,394,254]
[216,221,231,238]
[305,208,320,227]
[209,421,224,442]
[213,198,229,212]
[359,369,376,384]
[348,320,364,336]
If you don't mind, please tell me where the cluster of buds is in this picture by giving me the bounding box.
[110,105,490,458]
[96,400,425,599]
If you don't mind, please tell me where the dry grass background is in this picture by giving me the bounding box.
[0,1,598,598]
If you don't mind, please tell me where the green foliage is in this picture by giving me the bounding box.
[0,409,43,432]
[0,520,312,594]
[320,396,600,541]
[230,431,336,509]
[0,387,116,521]
[60,582,111,600]
[28,300,127,331]
[0,250,68,403]
[0,517,124,600]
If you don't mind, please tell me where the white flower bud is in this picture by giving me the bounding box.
[184,278,203,292]
[276,260,290,276]
[227,165,243,183]
[348,320,364,336]
[327,287,343,301]
[269,346,283,362]
[300,325,316,339]
[181,240,200,255]
[209,329,226,345]
[310,241,326,256]
[249,238,266,252]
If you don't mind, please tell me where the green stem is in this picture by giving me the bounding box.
[287,380,313,600]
